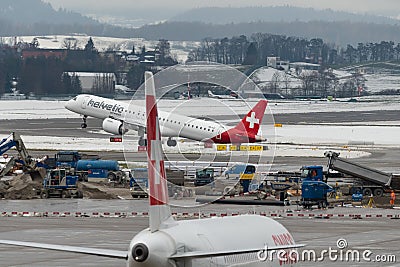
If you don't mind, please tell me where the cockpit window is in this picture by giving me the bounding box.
[72,97,77,101]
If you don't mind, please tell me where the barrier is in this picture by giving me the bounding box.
[0,211,398,219]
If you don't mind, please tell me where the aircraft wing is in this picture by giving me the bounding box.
[0,239,127,259]
[169,243,305,259]
[124,118,146,129]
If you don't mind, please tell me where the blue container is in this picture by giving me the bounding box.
[76,160,119,171]
[302,180,333,200]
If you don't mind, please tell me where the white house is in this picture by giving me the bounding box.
[66,72,116,94]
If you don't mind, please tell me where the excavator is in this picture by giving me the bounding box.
[0,132,43,180]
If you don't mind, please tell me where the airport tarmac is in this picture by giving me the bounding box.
[0,213,399,266]
[1,116,400,171]
[2,108,400,138]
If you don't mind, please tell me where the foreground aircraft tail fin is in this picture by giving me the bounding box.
[145,71,172,232]
[233,100,268,136]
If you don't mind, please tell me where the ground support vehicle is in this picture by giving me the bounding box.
[76,160,125,183]
[194,168,215,187]
[325,151,398,196]
[41,169,83,198]
[300,180,334,209]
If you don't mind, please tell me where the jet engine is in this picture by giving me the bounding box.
[102,118,127,135]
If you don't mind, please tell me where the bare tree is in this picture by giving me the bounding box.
[62,38,78,50]
[282,73,291,96]
[270,71,281,94]
[106,43,121,52]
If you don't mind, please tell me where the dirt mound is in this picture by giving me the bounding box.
[1,168,123,200]
[78,183,119,199]
[0,173,42,200]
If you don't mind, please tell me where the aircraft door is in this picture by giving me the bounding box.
[215,129,222,140]
[81,96,90,109]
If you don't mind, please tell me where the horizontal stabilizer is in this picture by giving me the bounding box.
[169,243,305,259]
[0,239,127,259]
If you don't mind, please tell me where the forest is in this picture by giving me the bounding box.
[1,33,400,97]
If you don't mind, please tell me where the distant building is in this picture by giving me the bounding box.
[22,49,67,60]
[290,62,320,72]
[65,72,116,94]
[266,56,290,71]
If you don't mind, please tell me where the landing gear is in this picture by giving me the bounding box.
[167,138,177,147]
[81,115,87,129]
[138,127,147,146]
[138,137,147,147]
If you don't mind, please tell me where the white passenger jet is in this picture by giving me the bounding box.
[0,72,303,266]
[65,90,267,147]
[208,90,239,99]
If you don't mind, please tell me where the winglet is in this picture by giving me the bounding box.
[145,71,171,232]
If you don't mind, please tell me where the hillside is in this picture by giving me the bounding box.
[133,21,400,45]
[0,0,98,25]
[0,0,107,36]
[1,2,400,46]
[171,6,400,25]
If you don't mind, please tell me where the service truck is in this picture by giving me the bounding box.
[76,160,125,183]
[325,151,400,196]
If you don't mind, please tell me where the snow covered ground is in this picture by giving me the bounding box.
[252,66,400,94]
[1,95,400,120]
[1,35,200,63]
[364,72,400,92]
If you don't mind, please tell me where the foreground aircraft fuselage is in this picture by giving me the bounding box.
[65,94,267,144]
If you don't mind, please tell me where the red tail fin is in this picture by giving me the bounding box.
[210,100,267,144]
[145,71,171,232]
[234,100,268,136]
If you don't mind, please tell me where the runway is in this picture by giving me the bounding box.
[2,108,400,138]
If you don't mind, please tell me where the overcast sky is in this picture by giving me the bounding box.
[43,0,400,18]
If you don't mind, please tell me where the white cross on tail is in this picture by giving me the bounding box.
[246,111,259,129]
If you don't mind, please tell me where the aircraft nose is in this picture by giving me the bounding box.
[64,99,72,111]
[65,98,77,112]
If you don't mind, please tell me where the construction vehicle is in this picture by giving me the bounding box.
[299,164,335,208]
[55,151,124,183]
[55,151,82,170]
[300,180,334,209]
[75,159,125,183]
[41,169,83,198]
[300,166,325,181]
[0,132,43,180]
[325,151,399,196]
